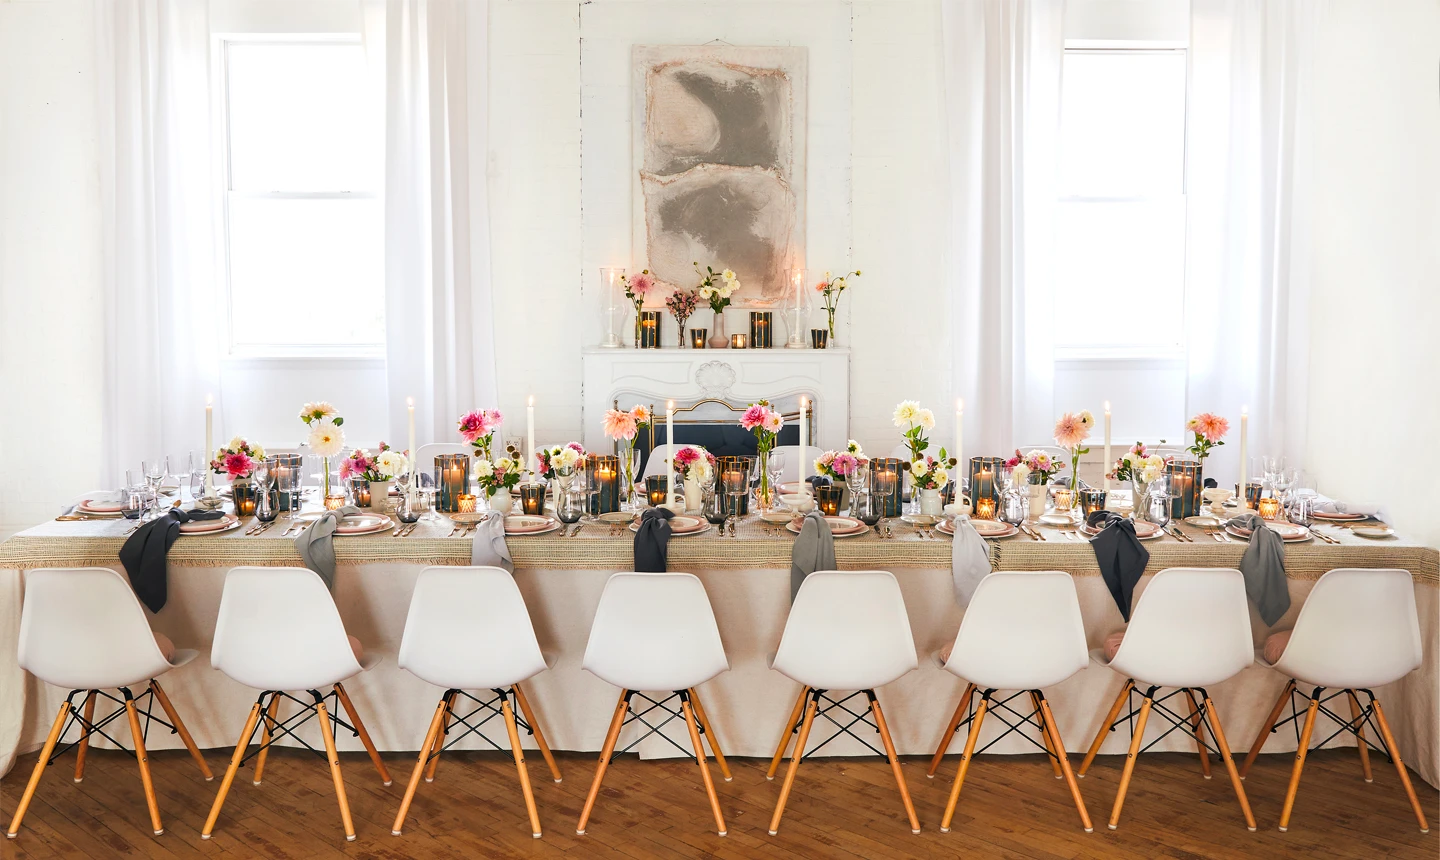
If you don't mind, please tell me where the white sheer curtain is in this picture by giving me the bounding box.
[96,0,220,484]
[1185,0,1316,482]
[382,0,497,449]
[942,0,1064,454]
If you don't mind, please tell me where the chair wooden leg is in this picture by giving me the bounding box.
[1031,691,1063,779]
[1038,694,1093,832]
[687,687,732,782]
[928,683,975,778]
[681,697,727,836]
[940,696,988,832]
[201,702,263,839]
[767,686,809,781]
[73,692,96,783]
[1202,693,1257,831]
[1106,693,1152,830]
[1079,679,1133,777]
[315,700,356,841]
[335,682,392,786]
[577,690,630,835]
[425,691,457,783]
[7,699,73,838]
[1183,689,1212,779]
[391,697,448,836]
[1370,698,1431,833]
[122,695,164,836]
[768,694,818,836]
[1241,679,1294,779]
[514,683,562,783]
[253,694,281,785]
[150,681,212,781]
[871,696,921,834]
[1347,691,1373,782]
[502,697,544,838]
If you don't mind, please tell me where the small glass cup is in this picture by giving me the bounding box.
[815,485,843,517]
[519,482,546,516]
[395,493,422,524]
[645,475,668,507]
[851,490,882,526]
[1078,488,1108,518]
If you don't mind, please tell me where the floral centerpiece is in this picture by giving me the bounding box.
[1109,442,1165,485]
[1185,412,1229,462]
[1009,449,1063,483]
[673,445,716,511]
[696,263,738,347]
[536,442,586,480]
[815,269,860,340]
[300,401,346,498]
[740,401,783,510]
[893,400,954,514]
[340,443,409,508]
[814,449,866,482]
[893,400,936,461]
[211,436,266,483]
[475,454,523,511]
[666,288,700,347]
[622,270,656,348]
[1053,410,1094,493]
[457,408,504,460]
[603,404,652,509]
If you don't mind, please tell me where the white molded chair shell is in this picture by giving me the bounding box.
[414,443,474,484]
[944,571,1087,690]
[1271,568,1421,689]
[399,566,550,689]
[773,570,918,691]
[582,572,729,692]
[19,568,194,690]
[1106,568,1253,689]
[212,567,373,691]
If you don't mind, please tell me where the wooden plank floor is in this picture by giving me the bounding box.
[4,746,1436,859]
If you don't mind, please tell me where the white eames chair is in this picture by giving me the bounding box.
[928,572,1093,833]
[577,572,732,837]
[202,567,391,842]
[767,570,921,835]
[1239,568,1428,832]
[8,568,212,839]
[391,566,562,838]
[1077,567,1257,831]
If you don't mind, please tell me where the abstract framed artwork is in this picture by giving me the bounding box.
[632,45,807,307]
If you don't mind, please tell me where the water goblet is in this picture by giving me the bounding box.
[141,459,165,518]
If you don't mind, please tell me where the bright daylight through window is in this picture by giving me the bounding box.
[221,41,384,355]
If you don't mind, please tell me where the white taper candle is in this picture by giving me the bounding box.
[1238,406,1249,508]
[204,395,214,495]
[798,396,808,489]
[1103,401,1112,492]
[666,401,675,502]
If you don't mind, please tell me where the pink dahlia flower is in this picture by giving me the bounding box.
[223,452,254,479]
[740,405,768,430]
[1187,412,1230,444]
[603,408,638,441]
[1053,412,1091,449]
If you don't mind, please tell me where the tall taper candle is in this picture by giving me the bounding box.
[954,399,964,490]
[666,401,676,503]
[1238,406,1248,508]
[205,395,214,495]
[798,396,808,488]
[407,397,416,503]
[1103,401,1112,492]
[526,395,536,478]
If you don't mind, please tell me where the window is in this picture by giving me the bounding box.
[1053,49,1187,356]
[219,39,384,356]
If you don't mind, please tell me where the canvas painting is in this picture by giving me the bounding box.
[633,45,807,307]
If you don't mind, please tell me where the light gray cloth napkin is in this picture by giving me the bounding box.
[294,505,360,591]
[950,516,993,605]
[789,509,835,600]
[1231,512,1291,626]
[471,513,514,573]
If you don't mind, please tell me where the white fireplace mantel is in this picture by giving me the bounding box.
[581,347,851,453]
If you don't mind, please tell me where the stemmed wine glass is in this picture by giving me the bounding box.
[253,459,274,522]
[768,449,787,493]
[275,461,298,525]
[141,459,165,519]
[723,464,749,526]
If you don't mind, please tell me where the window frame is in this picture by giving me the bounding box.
[1054,45,1190,362]
[212,33,384,360]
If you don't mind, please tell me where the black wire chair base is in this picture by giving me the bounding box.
[1267,686,1392,762]
[606,690,711,764]
[236,688,365,768]
[964,689,1064,762]
[424,687,537,764]
[776,689,892,762]
[1102,685,1223,759]
[46,685,177,767]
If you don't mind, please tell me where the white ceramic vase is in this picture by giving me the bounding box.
[917,487,944,517]
[487,488,513,513]
[684,477,702,513]
[368,480,392,510]
[1027,481,1049,522]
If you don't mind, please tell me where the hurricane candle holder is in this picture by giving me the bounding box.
[730,333,747,349]
[272,453,304,511]
[350,478,371,508]
[638,311,661,349]
[436,453,470,513]
[716,456,752,516]
[599,267,626,348]
[690,328,708,349]
[810,328,829,349]
[870,458,903,518]
[1078,488,1107,518]
[646,475,668,507]
[749,312,773,348]
[519,483,546,515]
[588,454,621,514]
[968,456,1005,509]
[815,485,843,516]
[1166,459,1203,519]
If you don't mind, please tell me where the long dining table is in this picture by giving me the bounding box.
[1,512,1436,790]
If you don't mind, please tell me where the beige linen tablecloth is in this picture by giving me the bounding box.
[1,515,1435,789]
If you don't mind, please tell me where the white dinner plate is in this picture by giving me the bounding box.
[938,519,1017,539]
[597,511,633,524]
[1352,526,1394,539]
[179,515,241,535]
[1080,520,1165,540]
[1312,510,1367,522]
[786,516,868,537]
[1226,522,1311,542]
[336,514,393,535]
[628,515,707,535]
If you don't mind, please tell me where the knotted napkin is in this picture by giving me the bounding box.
[634,507,674,572]
[789,509,836,600]
[119,508,227,612]
[471,513,513,573]
[950,516,992,605]
[1086,511,1149,621]
[1230,512,1291,626]
[294,505,360,591]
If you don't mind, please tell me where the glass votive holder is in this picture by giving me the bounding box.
[1258,497,1281,520]
[815,485,843,517]
[645,475,669,507]
[810,328,829,349]
[730,333,748,349]
[324,494,346,511]
[1242,481,1265,509]
[1078,488,1107,518]
[690,328,708,349]
[519,483,546,516]
[1052,488,1074,512]
[749,311,773,348]
[233,483,259,517]
[457,493,478,514]
[349,478,371,508]
[974,497,996,520]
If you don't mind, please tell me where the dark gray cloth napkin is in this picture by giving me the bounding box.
[634,507,674,572]
[789,509,835,600]
[294,505,360,591]
[1230,512,1291,626]
[471,513,513,572]
[1087,511,1149,621]
[119,508,226,612]
[950,516,992,605]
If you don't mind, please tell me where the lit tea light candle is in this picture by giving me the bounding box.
[730,333,747,349]
[457,494,478,514]
[690,329,707,349]
[324,494,346,511]
[1258,497,1280,520]
[975,497,996,520]
[1052,488,1073,512]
